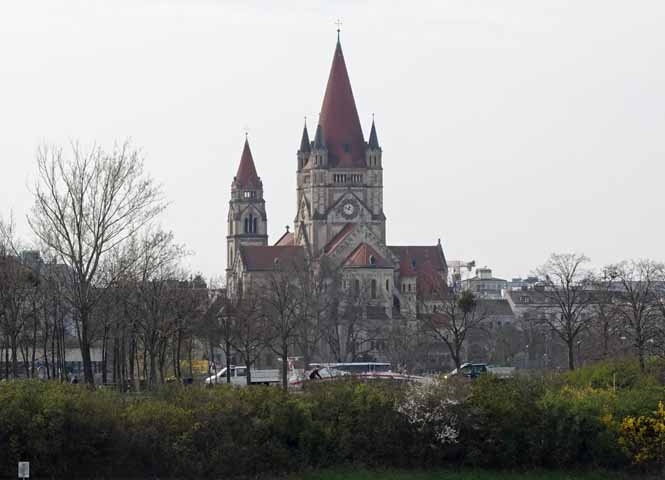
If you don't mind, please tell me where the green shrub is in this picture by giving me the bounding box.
[538,386,626,467]
[0,381,121,478]
[563,359,662,390]
[462,376,547,468]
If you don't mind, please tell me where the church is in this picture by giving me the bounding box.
[225,35,448,358]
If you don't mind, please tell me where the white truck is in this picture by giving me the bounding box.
[205,366,281,386]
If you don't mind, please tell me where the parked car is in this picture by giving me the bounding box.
[445,363,515,380]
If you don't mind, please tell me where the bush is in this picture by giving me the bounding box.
[563,359,664,390]
[0,381,121,478]
[618,402,665,468]
[538,386,625,467]
[461,376,547,468]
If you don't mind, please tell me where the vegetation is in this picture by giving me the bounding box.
[289,468,648,480]
[0,360,664,479]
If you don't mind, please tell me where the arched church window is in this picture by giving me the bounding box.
[354,279,360,294]
[245,214,256,234]
[371,279,377,299]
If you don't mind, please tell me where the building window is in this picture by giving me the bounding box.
[244,214,258,234]
[408,283,412,293]
[343,143,350,153]
[402,283,406,293]
[371,279,377,299]
[369,255,376,266]
[385,279,390,292]
[354,279,360,294]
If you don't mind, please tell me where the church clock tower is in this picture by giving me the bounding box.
[294,36,385,255]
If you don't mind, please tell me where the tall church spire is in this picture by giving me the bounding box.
[234,137,260,187]
[319,37,365,168]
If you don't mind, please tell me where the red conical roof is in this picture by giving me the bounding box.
[234,138,260,187]
[319,39,366,168]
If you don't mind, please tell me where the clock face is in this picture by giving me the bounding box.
[343,203,355,215]
[340,200,358,219]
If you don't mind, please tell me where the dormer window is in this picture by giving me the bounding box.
[343,144,351,153]
[369,255,376,266]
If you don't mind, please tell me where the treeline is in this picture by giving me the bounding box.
[0,141,216,386]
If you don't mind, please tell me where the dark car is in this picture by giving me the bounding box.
[446,362,488,380]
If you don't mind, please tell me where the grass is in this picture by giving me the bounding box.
[288,468,650,480]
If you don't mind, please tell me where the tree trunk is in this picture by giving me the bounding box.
[225,338,232,384]
[79,308,95,385]
[567,339,575,371]
[246,357,252,386]
[638,341,646,372]
[10,334,18,379]
[281,340,288,391]
[187,338,193,378]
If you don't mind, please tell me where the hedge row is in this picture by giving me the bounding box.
[0,361,663,478]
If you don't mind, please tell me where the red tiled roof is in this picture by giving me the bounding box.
[239,245,305,271]
[274,231,295,246]
[323,223,354,254]
[388,245,448,297]
[319,40,366,169]
[343,243,393,268]
[234,138,260,187]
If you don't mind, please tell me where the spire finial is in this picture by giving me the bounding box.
[243,124,249,139]
[335,18,342,41]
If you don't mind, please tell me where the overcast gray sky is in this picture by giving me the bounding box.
[1,0,664,280]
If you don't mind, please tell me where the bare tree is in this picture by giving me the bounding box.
[0,216,41,379]
[535,253,595,370]
[319,268,382,363]
[262,258,303,390]
[230,286,268,385]
[606,259,664,371]
[420,285,488,370]
[124,229,188,386]
[28,141,166,384]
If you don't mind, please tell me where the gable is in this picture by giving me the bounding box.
[343,243,393,269]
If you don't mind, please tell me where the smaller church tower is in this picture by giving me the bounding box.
[227,138,268,277]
